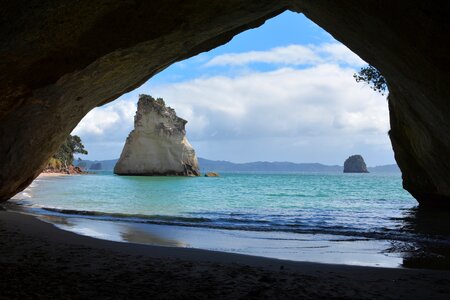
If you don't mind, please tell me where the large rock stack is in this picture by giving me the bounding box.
[114,95,200,176]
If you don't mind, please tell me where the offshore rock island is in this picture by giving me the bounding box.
[114,95,200,176]
[343,155,369,173]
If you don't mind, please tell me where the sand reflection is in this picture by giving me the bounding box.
[120,227,186,247]
[40,215,187,247]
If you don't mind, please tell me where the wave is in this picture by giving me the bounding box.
[42,207,212,223]
[265,193,309,197]
[31,206,450,247]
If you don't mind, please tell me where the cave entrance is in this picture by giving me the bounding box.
[1,2,447,209]
[73,11,394,169]
[10,9,445,268]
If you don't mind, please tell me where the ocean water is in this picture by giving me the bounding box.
[10,172,450,268]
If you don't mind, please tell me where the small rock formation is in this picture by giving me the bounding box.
[114,95,200,176]
[204,172,219,177]
[41,165,85,175]
[343,155,369,173]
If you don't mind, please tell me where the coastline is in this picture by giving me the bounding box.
[38,172,69,177]
[0,210,449,299]
[10,172,450,270]
[11,207,405,268]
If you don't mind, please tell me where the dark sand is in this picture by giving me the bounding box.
[0,211,449,299]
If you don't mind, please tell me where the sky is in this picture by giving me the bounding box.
[73,11,394,166]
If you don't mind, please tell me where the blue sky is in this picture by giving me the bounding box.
[149,11,333,85]
[74,11,394,166]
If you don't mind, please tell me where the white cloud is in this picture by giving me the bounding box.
[73,44,392,164]
[152,64,388,141]
[72,99,136,140]
[315,43,365,67]
[205,45,320,67]
[205,43,365,67]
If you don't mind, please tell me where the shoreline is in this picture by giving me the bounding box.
[38,172,69,177]
[0,210,449,298]
[19,207,404,268]
[10,173,450,270]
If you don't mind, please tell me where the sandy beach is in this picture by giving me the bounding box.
[0,210,449,299]
[38,173,69,177]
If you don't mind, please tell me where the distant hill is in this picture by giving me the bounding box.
[75,158,400,173]
[197,158,343,172]
[75,159,118,171]
[368,164,400,173]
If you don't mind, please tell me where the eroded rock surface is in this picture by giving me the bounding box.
[204,172,220,177]
[343,155,369,173]
[114,95,199,176]
[0,1,449,207]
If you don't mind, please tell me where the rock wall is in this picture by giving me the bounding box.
[114,95,199,176]
[0,1,449,207]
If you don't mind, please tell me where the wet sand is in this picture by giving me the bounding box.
[0,210,449,299]
[36,213,404,268]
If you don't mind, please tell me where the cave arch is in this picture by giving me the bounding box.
[0,1,449,207]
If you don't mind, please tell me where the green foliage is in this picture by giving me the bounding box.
[353,65,388,95]
[47,157,62,170]
[155,97,165,106]
[53,135,88,169]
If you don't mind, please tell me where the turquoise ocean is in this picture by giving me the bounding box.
[10,172,450,268]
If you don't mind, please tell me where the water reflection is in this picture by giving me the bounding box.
[20,206,450,269]
[36,214,403,267]
[120,227,187,247]
[39,215,187,247]
[397,207,450,269]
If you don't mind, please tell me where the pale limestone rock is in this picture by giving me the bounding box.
[114,95,200,176]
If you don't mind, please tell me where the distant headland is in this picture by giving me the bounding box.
[75,157,400,173]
